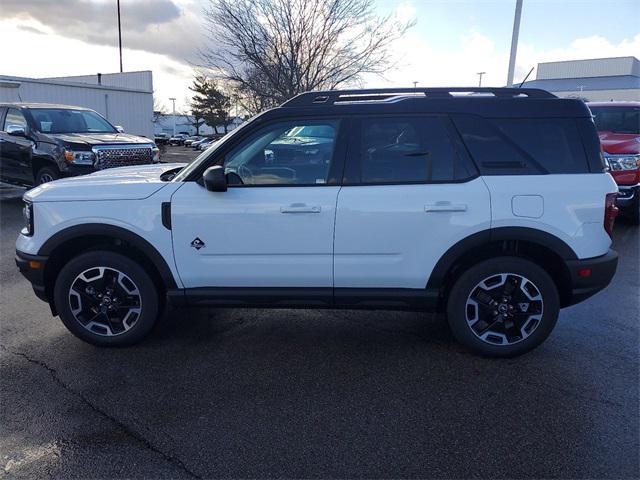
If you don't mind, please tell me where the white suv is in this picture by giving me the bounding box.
[16,88,619,357]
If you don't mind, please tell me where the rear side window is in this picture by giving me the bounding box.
[348,116,474,184]
[453,115,590,175]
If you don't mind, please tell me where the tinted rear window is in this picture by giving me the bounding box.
[453,115,590,175]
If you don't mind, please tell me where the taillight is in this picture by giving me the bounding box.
[604,193,619,238]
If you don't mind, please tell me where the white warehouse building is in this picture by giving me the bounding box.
[0,71,154,139]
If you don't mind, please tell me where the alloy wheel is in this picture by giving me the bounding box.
[465,273,544,346]
[68,266,142,337]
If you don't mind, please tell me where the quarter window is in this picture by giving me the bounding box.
[354,116,471,184]
[3,108,27,131]
[224,120,339,186]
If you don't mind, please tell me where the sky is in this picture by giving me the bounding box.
[1,0,639,112]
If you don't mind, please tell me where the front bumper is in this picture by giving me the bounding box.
[565,249,618,306]
[15,250,49,303]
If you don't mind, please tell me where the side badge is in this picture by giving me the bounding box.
[190,237,205,250]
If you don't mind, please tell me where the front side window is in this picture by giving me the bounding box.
[353,116,470,184]
[223,120,339,186]
[3,108,27,130]
[29,108,116,134]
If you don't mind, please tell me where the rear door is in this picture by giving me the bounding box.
[333,115,491,292]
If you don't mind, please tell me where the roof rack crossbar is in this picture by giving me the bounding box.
[283,87,556,107]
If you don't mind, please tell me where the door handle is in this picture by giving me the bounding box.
[280,204,321,213]
[425,203,467,213]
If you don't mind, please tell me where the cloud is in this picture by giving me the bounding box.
[365,27,640,88]
[2,0,203,64]
[0,18,195,111]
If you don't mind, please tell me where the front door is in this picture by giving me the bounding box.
[0,108,33,184]
[171,118,345,289]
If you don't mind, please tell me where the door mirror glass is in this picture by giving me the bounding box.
[203,165,227,192]
[6,124,26,137]
[115,125,125,133]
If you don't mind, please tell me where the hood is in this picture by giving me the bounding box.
[47,132,154,147]
[25,163,185,203]
[598,131,640,155]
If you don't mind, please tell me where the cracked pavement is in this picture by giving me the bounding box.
[1,197,638,478]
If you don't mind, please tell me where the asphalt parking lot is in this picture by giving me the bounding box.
[0,180,638,478]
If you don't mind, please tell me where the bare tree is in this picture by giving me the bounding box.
[152,97,167,122]
[201,0,414,113]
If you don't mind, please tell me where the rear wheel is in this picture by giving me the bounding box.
[53,251,159,346]
[446,257,559,357]
[35,166,59,185]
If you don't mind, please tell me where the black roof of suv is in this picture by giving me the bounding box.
[273,87,593,119]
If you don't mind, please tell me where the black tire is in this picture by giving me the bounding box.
[53,251,159,347]
[446,256,559,358]
[35,165,60,185]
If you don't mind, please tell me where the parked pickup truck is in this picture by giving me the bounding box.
[588,102,640,224]
[0,103,160,186]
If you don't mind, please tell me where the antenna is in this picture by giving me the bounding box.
[518,67,535,88]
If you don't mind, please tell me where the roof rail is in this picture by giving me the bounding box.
[282,87,556,107]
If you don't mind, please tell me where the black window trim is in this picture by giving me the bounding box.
[341,113,480,187]
[192,115,350,188]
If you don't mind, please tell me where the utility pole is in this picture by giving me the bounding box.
[412,81,418,88]
[117,0,123,72]
[506,0,523,87]
[477,72,486,87]
[169,98,177,136]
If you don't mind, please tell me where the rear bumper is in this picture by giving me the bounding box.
[15,250,49,303]
[565,249,618,306]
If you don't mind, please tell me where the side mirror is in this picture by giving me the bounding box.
[6,125,26,137]
[203,165,227,192]
[115,125,125,133]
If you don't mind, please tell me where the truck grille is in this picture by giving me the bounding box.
[94,145,154,170]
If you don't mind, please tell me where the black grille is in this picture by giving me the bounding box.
[95,146,153,170]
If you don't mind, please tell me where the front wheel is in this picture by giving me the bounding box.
[446,257,560,357]
[53,251,159,346]
[35,165,60,185]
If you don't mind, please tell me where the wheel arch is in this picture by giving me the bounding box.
[39,224,178,313]
[428,227,578,308]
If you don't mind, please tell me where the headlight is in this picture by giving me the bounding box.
[604,154,640,171]
[152,146,160,163]
[63,149,95,165]
[22,201,34,236]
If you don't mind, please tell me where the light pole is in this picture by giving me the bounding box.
[477,72,486,87]
[412,81,418,88]
[506,0,523,87]
[169,98,176,136]
[117,0,123,72]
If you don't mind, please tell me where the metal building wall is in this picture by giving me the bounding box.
[537,57,639,80]
[41,71,153,92]
[0,75,154,139]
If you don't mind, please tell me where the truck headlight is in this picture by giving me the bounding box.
[604,154,640,171]
[22,201,34,236]
[63,149,95,165]
[152,146,160,163]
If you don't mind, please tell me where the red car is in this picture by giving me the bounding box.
[588,102,640,224]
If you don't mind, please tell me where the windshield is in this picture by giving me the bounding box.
[590,106,640,135]
[30,108,116,134]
